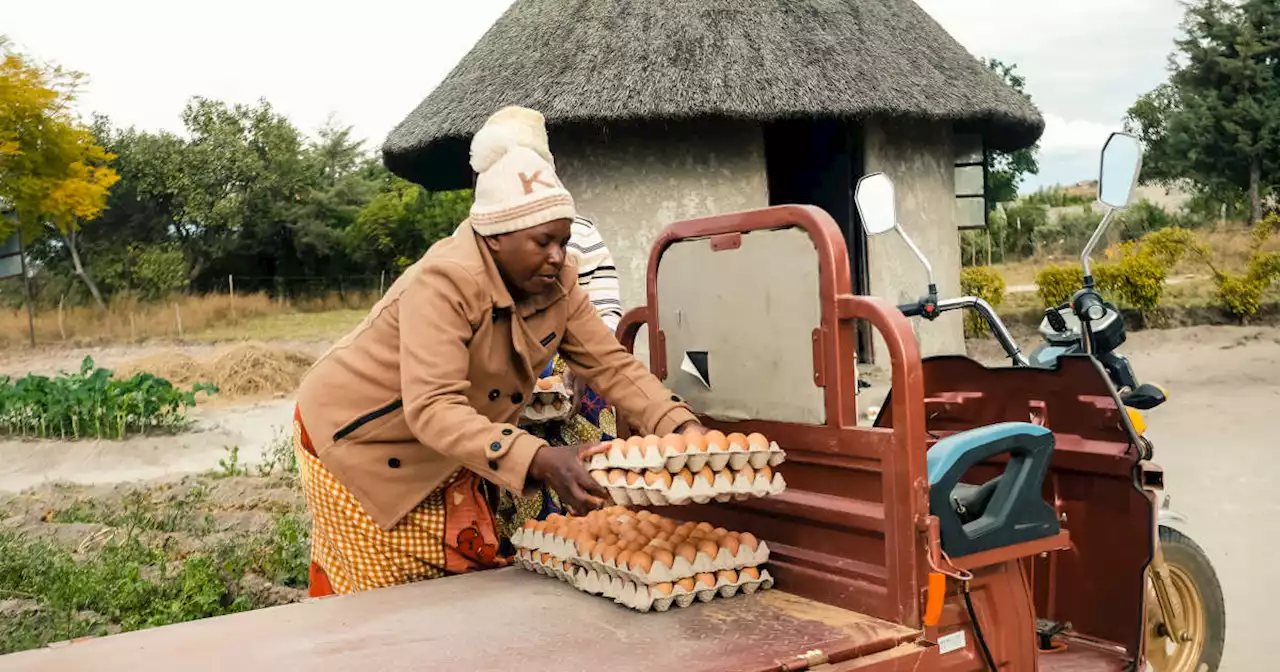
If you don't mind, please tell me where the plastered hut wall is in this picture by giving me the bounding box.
[863,119,965,359]
[554,121,770,367]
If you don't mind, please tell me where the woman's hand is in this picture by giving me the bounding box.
[565,369,588,415]
[674,420,705,435]
[528,442,609,514]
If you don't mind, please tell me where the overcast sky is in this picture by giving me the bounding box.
[5,0,1183,192]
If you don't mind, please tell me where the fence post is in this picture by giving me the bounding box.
[174,302,184,340]
[229,274,236,319]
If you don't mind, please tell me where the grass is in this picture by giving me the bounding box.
[0,291,372,349]
[0,476,309,655]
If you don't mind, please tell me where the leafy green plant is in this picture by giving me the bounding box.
[0,357,215,439]
[1205,215,1280,321]
[959,267,1007,336]
[256,427,298,477]
[215,446,249,478]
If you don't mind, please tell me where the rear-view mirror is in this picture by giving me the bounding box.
[855,173,897,236]
[1097,132,1143,209]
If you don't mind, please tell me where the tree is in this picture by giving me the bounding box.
[1,40,119,309]
[1126,0,1280,224]
[983,58,1041,204]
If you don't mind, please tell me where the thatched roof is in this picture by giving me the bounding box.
[384,0,1045,190]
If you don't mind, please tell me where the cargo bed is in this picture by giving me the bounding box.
[0,568,924,672]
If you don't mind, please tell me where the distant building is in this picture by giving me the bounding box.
[383,0,1042,359]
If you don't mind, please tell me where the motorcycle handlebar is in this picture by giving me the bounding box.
[897,302,924,317]
[934,296,1030,366]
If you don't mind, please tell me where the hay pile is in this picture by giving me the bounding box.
[116,343,316,400]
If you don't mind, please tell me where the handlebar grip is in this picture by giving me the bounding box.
[898,303,923,317]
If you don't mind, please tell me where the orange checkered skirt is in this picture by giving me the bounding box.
[293,406,506,597]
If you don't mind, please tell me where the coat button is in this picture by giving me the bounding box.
[502,428,514,436]
[488,460,499,471]
[511,392,524,404]
[388,457,401,469]
[488,389,500,401]
[670,395,682,402]
[490,441,502,452]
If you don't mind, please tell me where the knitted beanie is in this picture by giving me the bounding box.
[468,109,575,237]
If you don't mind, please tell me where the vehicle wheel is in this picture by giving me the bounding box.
[1146,526,1226,672]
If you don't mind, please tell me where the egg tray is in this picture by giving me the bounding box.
[595,468,787,507]
[587,438,785,474]
[521,377,573,424]
[511,527,769,585]
[515,549,774,613]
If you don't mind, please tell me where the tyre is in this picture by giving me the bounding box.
[1146,526,1226,672]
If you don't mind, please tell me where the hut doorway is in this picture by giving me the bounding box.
[763,120,874,364]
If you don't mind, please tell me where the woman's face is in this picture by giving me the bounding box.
[484,218,573,298]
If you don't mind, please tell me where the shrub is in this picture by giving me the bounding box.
[1035,265,1084,308]
[1207,214,1280,321]
[959,266,1007,336]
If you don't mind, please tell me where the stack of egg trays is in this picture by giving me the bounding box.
[587,437,786,506]
[506,529,768,611]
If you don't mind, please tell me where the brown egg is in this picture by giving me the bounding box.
[660,433,686,454]
[616,549,634,568]
[682,424,706,436]
[695,522,715,534]
[630,551,654,574]
[758,465,774,481]
[644,471,674,488]
[648,538,674,552]
[673,469,695,487]
[609,438,627,453]
[626,471,643,486]
[746,433,769,450]
[704,430,728,452]
[626,539,648,553]
[651,548,675,571]
[669,534,689,549]
[696,539,719,558]
[601,545,620,564]
[676,577,697,592]
[578,539,598,558]
[716,569,739,584]
[522,519,538,531]
[694,572,717,588]
[695,467,716,486]
[635,510,652,520]
[657,517,678,533]
[608,469,628,486]
[718,535,740,556]
[711,527,729,539]
[626,435,645,450]
[653,582,674,596]
[684,432,708,453]
[637,520,659,538]
[727,432,748,449]
[739,533,760,552]
[675,542,698,564]
[643,434,661,449]
[535,520,551,533]
[537,377,555,391]
[740,566,761,581]
[601,534,620,548]
[591,545,606,562]
[737,465,755,483]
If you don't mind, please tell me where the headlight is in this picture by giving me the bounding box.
[1085,303,1107,321]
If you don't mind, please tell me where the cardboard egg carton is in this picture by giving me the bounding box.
[587,433,786,474]
[592,465,786,506]
[581,567,775,613]
[511,527,769,585]
[520,376,573,424]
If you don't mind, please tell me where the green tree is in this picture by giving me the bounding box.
[0,39,119,309]
[1126,0,1280,224]
[983,58,1041,204]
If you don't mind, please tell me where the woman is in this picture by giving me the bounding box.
[293,109,698,596]
[496,215,626,552]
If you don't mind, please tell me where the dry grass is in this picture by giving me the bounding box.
[113,343,317,400]
[1,292,373,349]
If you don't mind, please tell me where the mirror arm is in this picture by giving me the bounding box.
[935,296,1028,366]
[894,223,935,288]
[1080,208,1116,285]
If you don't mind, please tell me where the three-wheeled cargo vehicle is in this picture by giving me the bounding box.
[0,135,1222,672]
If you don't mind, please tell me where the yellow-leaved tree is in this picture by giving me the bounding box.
[1,37,119,309]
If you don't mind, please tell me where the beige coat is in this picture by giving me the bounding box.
[296,222,694,529]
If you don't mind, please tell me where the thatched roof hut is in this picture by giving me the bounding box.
[383,0,1043,190]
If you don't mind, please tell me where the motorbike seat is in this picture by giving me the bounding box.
[928,422,1059,557]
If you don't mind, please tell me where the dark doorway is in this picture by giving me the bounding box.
[763,120,873,363]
